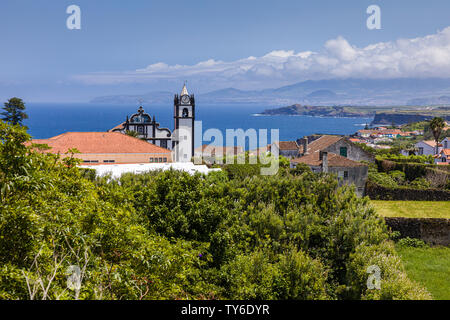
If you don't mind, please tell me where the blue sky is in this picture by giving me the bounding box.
[1,0,450,102]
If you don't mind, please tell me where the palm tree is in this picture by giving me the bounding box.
[429,117,445,155]
[125,130,139,138]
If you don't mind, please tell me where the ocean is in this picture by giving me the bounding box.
[23,103,372,149]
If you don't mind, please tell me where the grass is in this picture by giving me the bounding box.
[371,200,450,219]
[396,245,450,300]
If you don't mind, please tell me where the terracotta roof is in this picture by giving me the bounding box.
[291,152,365,168]
[108,122,125,132]
[248,145,271,156]
[277,141,299,150]
[422,140,442,147]
[29,132,171,154]
[306,135,343,154]
[442,149,450,156]
[195,145,244,156]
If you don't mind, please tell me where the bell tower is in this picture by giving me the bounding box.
[173,83,195,162]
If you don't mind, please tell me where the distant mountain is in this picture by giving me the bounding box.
[407,96,450,106]
[91,91,173,104]
[306,90,337,99]
[91,78,450,106]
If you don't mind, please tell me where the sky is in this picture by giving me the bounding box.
[1,0,450,102]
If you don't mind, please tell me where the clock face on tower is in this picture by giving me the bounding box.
[181,95,190,104]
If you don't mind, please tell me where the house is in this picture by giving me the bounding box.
[30,132,172,164]
[435,149,450,165]
[248,145,271,157]
[194,145,244,164]
[297,135,375,163]
[271,141,300,158]
[290,135,374,196]
[290,151,368,196]
[415,140,442,156]
[442,137,450,149]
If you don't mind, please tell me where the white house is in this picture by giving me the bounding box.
[415,140,441,156]
[442,137,450,150]
[435,149,450,165]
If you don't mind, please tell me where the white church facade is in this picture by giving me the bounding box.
[110,84,195,162]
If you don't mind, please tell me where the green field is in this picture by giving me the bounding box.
[396,245,450,300]
[371,200,450,219]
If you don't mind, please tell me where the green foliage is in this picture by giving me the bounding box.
[346,242,431,300]
[429,117,445,147]
[220,248,329,299]
[397,237,428,248]
[377,154,433,164]
[1,97,28,126]
[0,121,431,300]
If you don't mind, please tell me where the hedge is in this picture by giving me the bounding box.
[365,181,450,201]
[376,159,450,181]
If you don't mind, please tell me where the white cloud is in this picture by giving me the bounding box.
[73,27,450,90]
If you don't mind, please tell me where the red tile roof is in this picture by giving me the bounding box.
[442,149,450,156]
[195,145,244,155]
[29,132,171,154]
[422,140,442,148]
[291,152,365,167]
[276,141,299,150]
[306,135,343,154]
[108,122,125,132]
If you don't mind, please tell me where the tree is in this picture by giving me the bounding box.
[125,130,139,138]
[1,98,28,126]
[429,117,445,154]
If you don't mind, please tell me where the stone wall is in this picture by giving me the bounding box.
[366,181,450,201]
[385,217,450,246]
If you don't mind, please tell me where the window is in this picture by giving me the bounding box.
[150,158,154,163]
[344,171,349,180]
[418,147,424,155]
[443,157,447,163]
[182,108,189,118]
[163,157,167,162]
[159,157,163,162]
[340,147,348,157]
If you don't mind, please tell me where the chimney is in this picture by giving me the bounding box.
[321,151,328,173]
[302,138,309,155]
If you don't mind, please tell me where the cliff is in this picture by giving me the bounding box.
[372,113,450,125]
[260,104,370,117]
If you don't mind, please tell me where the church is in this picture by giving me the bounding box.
[109,84,195,162]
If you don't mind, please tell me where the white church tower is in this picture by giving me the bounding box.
[173,83,195,162]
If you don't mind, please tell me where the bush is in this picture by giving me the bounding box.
[397,237,428,248]
[220,248,329,300]
[345,242,431,300]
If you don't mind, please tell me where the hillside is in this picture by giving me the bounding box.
[260,104,371,117]
[91,78,450,106]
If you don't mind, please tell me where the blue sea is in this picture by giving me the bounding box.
[23,103,372,149]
